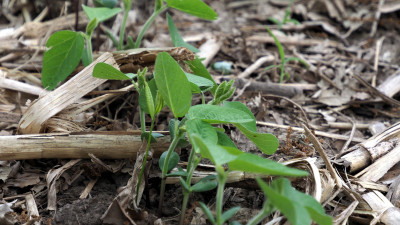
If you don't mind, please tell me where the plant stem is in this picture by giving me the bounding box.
[139,108,146,133]
[135,118,155,205]
[179,149,199,225]
[158,120,181,216]
[246,205,273,225]
[179,191,190,225]
[215,166,227,225]
[118,7,130,50]
[134,5,167,48]
[86,35,93,64]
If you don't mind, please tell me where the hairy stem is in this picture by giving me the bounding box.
[216,166,227,225]
[158,120,181,216]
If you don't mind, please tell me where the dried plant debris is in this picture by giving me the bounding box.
[2,0,400,224]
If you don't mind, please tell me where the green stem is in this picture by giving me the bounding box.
[246,205,273,225]
[179,149,199,225]
[135,118,155,205]
[139,108,146,133]
[134,5,168,48]
[118,7,130,50]
[86,34,93,64]
[158,120,181,216]
[179,191,190,225]
[215,166,227,225]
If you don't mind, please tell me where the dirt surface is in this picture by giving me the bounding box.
[1,0,400,224]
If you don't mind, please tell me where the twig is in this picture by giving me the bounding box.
[263,94,312,129]
[333,110,357,153]
[237,55,275,79]
[257,121,366,142]
[302,124,343,206]
[353,73,400,107]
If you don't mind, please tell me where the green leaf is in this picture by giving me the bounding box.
[167,167,188,177]
[82,5,122,22]
[228,153,308,176]
[264,64,279,71]
[268,17,283,27]
[223,101,256,132]
[265,27,285,66]
[167,13,199,53]
[284,57,309,69]
[93,62,130,80]
[191,175,217,192]
[185,57,216,93]
[187,118,218,144]
[199,202,216,224]
[273,178,332,225]
[257,178,332,225]
[222,101,279,154]
[140,132,157,143]
[216,131,237,148]
[94,0,118,8]
[188,104,254,124]
[234,123,279,155]
[159,151,180,172]
[230,221,242,225]
[185,73,214,90]
[221,207,241,224]
[86,18,99,37]
[257,178,311,225]
[139,82,155,119]
[154,52,192,118]
[190,135,242,165]
[42,30,85,90]
[166,0,217,20]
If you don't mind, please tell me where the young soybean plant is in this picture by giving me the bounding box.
[92,50,332,225]
[41,0,217,90]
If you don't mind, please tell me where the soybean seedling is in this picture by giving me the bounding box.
[264,26,308,83]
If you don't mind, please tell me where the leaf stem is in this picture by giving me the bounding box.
[134,5,168,48]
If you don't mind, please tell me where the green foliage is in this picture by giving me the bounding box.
[166,0,218,20]
[82,5,121,22]
[167,13,199,53]
[265,27,308,83]
[93,62,130,80]
[190,175,217,192]
[228,153,308,176]
[154,52,192,118]
[40,1,330,224]
[257,178,332,225]
[268,0,300,29]
[185,57,217,93]
[209,80,236,105]
[93,0,118,8]
[221,207,241,224]
[188,104,253,124]
[159,151,180,172]
[42,31,85,90]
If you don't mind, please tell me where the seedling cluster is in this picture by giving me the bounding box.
[41,0,332,224]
